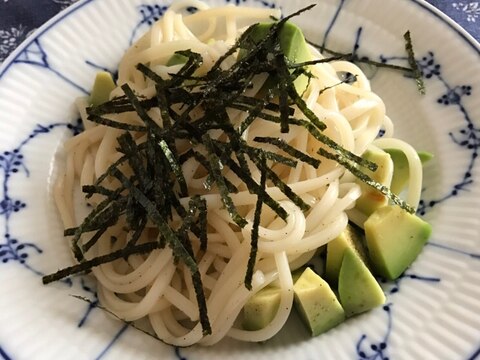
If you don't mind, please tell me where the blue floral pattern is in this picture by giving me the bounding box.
[130,4,169,44]
[427,0,480,37]
[0,25,30,62]
[356,304,392,360]
[0,1,479,360]
[453,2,480,22]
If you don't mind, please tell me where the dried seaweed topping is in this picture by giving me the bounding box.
[44,5,417,336]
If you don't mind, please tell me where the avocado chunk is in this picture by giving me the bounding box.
[325,224,368,286]
[239,21,312,94]
[293,267,345,336]
[338,248,386,317]
[292,268,304,284]
[355,147,394,216]
[242,286,281,330]
[364,205,432,280]
[166,53,188,66]
[384,148,434,194]
[90,71,116,107]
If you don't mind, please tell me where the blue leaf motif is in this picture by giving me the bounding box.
[356,304,392,360]
[449,123,479,150]
[139,4,169,25]
[0,234,42,265]
[437,85,472,106]
[417,51,441,79]
[0,25,29,62]
[130,4,169,45]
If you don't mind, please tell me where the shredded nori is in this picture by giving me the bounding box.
[318,148,415,213]
[244,156,267,290]
[113,168,211,334]
[307,40,415,73]
[43,5,419,336]
[403,30,425,94]
[43,241,161,284]
[159,139,189,196]
[202,134,248,228]
[87,113,147,132]
[259,160,310,212]
[253,136,321,168]
[307,30,426,94]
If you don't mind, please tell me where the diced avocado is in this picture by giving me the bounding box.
[242,286,281,330]
[292,267,305,284]
[384,148,434,194]
[418,151,433,162]
[364,205,432,280]
[418,151,434,163]
[293,267,345,336]
[166,53,188,66]
[325,224,368,286]
[90,71,116,107]
[355,147,394,216]
[338,248,386,317]
[239,21,312,94]
[298,246,327,279]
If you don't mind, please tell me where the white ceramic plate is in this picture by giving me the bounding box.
[0,0,479,359]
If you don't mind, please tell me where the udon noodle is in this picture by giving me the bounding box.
[53,1,423,346]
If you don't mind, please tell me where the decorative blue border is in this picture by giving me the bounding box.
[0,0,478,360]
[0,0,95,79]
[0,346,12,360]
[410,0,479,55]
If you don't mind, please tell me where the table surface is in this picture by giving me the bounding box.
[1,0,479,63]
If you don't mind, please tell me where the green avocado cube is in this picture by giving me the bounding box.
[384,148,434,194]
[338,248,386,317]
[89,71,116,107]
[239,21,312,94]
[355,148,394,216]
[292,266,308,284]
[364,205,432,280]
[242,286,281,330]
[166,53,188,66]
[325,224,368,286]
[293,267,345,336]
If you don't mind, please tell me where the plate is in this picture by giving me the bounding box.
[0,0,479,359]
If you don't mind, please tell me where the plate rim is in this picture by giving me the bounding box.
[0,0,479,359]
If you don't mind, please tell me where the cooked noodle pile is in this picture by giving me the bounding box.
[54,1,423,346]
